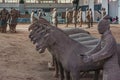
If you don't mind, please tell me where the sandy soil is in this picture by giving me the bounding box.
[0,23,120,80]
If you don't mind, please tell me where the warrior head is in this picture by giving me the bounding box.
[98,15,110,34]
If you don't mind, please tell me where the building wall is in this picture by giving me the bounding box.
[0,0,119,23]
[0,3,19,10]
[25,3,73,9]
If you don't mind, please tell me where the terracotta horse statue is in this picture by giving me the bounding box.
[28,18,120,80]
[29,23,105,80]
[28,18,98,79]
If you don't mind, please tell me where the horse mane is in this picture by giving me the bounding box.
[42,25,88,55]
[29,17,68,37]
[28,17,52,31]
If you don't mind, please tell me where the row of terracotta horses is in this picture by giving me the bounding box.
[28,18,120,80]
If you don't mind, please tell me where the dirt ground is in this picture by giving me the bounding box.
[0,23,120,80]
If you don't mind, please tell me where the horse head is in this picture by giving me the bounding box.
[28,17,53,40]
[32,27,49,44]
[35,28,56,53]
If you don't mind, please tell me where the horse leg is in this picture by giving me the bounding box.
[71,71,80,80]
[52,55,55,66]
[94,70,100,80]
[13,24,16,33]
[58,62,64,80]
[1,27,4,33]
[4,25,7,33]
[9,24,11,32]
[0,27,2,32]
[11,24,14,32]
[65,70,70,80]
[2,26,6,33]
[14,24,17,32]
[54,57,59,78]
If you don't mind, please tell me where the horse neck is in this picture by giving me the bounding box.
[48,29,87,53]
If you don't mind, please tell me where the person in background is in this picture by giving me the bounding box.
[116,16,118,22]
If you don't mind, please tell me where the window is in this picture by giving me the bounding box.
[5,0,19,3]
[25,0,37,3]
[25,0,56,3]
[0,0,73,3]
[58,0,72,3]
[109,0,117,1]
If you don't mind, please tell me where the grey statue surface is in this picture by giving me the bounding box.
[29,19,120,80]
[82,17,120,80]
[29,18,100,80]
[29,19,104,80]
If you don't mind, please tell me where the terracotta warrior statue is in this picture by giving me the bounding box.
[31,10,35,24]
[77,8,83,27]
[72,8,77,28]
[86,8,90,28]
[89,8,93,27]
[101,8,106,19]
[9,8,19,33]
[82,15,120,80]
[38,9,42,19]
[0,8,9,33]
[65,8,70,27]
[51,8,58,27]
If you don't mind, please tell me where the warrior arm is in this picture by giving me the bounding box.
[65,12,67,18]
[6,11,10,21]
[85,39,101,56]
[90,37,115,62]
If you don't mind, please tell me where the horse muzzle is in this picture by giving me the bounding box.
[38,48,45,53]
